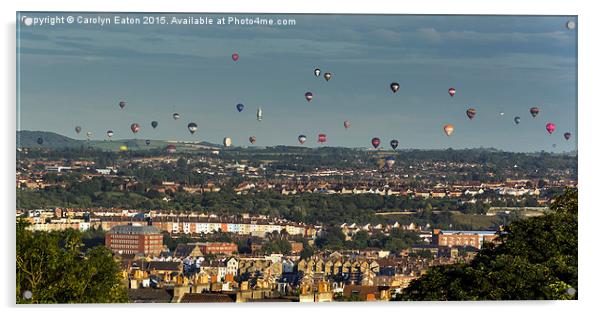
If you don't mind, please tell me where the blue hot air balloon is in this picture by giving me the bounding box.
[236,103,244,112]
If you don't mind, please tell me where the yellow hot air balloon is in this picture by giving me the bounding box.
[119,145,128,151]
[443,124,455,136]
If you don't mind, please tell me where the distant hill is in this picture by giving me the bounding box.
[16,130,222,152]
[17,130,83,149]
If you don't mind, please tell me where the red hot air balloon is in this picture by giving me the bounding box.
[318,134,327,143]
[564,132,572,140]
[131,123,140,134]
[546,123,556,134]
[166,144,176,154]
[344,120,351,129]
[231,53,239,61]
[371,137,381,149]
[448,88,456,97]
[530,107,540,118]
[305,92,313,102]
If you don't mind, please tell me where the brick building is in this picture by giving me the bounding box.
[196,242,238,255]
[105,224,163,256]
[434,229,497,249]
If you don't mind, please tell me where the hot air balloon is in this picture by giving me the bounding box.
[119,145,128,152]
[249,136,257,144]
[318,134,327,143]
[75,126,82,134]
[36,137,43,145]
[371,137,381,149]
[86,131,92,139]
[298,135,307,144]
[466,108,476,120]
[324,72,332,81]
[131,123,140,134]
[305,92,313,102]
[564,132,572,140]
[443,124,455,136]
[344,120,351,129]
[314,68,321,77]
[499,111,505,116]
[119,101,126,109]
[151,121,158,129]
[390,82,400,93]
[546,122,556,134]
[385,156,396,169]
[236,103,244,112]
[166,144,176,154]
[448,88,456,97]
[514,116,521,125]
[145,140,151,146]
[173,113,180,120]
[187,123,198,134]
[231,53,239,61]
[106,130,114,138]
[223,137,232,147]
[390,139,399,150]
[257,108,263,121]
[530,107,540,118]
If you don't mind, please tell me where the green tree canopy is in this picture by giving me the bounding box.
[399,189,578,300]
[16,221,129,303]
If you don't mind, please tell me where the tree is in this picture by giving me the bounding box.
[299,242,315,259]
[398,189,578,300]
[16,221,129,303]
[352,231,369,249]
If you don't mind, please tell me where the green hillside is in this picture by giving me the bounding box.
[17,130,221,152]
[17,130,82,148]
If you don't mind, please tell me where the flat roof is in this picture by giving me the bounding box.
[109,224,160,234]
[439,230,497,235]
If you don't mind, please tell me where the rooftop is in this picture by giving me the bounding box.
[439,230,497,235]
[109,224,160,235]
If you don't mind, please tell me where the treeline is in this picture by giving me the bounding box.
[315,227,424,253]
[18,181,538,230]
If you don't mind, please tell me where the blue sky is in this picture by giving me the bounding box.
[17,13,577,152]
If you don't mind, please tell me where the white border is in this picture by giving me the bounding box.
[2,1,601,316]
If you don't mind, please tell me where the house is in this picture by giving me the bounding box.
[342,285,391,301]
[142,261,183,276]
[225,257,239,276]
[173,244,203,258]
